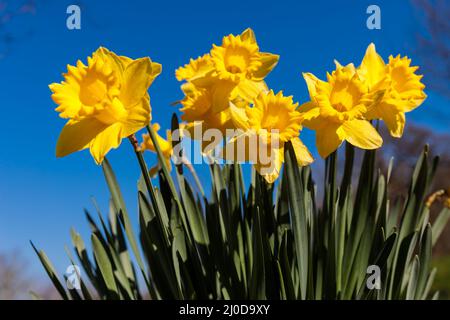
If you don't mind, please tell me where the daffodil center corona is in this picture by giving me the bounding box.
[389,63,410,93]
[330,82,361,112]
[211,35,262,81]
[95,98,128,125]
[79,75,109,106]
[73,57,129,124]
[249,92,301,144]
[261,114,279,130]
[225,48,251,74]
[261,111,289,133]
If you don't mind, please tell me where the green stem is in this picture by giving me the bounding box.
[182,157,206,198]
[129,136,155,200]
[128,135,169,246]
[324,150,338,214]
[146,125,179,200]
[146,123,195,248]
[339,143,354,206]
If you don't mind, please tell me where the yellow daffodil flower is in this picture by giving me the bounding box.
[140,123,173,176]
[358,43,426,137]
[175,54,213,82]
[175,28,279,113]
[180,83,235,134]
[179,83,241,154]
[298,62,383,158]
[223,90,313,183]
[50,47,161,164]
[175,48,243,114]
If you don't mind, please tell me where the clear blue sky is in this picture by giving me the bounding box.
[0,0,448,281]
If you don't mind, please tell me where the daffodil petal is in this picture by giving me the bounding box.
[96,47,128,79]
[122,94,151,137]
[140,123,173,156]
[252,52,280,80]
[50,81,82,119]
[89,123,123,164]
[120,57,161,106]
[234,79,266,103]
[254,147,284,184]
[175,54,213,82]
[341,119,383,149]
[298,101,318,113]
[316,122,345,158]
[291,137,314,166]
[359,43,386,89]
[298,101,318,117]
[240,28,257,43]
[211,81,235,113]
[302,72,320,100]
[297,102,323,130]
[56,118,107,158]
[401,95,427,113]
[229,102,250,130]
[377,103,406,138]
[334,59,343,69]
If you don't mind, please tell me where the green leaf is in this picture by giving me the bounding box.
[284,142,309,299]
[278,231,296,299]
[249,209,266,299]
[31,241,69,300]
[432,208,450,246]
[421,267,437,300]
[406,256,419,300]
[176,173,209,245]
[146,117,178,199]
[102,158,148,285]
[415,224,432,298]
[91,234,118,299]
[391,232,418,298]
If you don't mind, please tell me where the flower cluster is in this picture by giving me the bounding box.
[175,29,278,135]
[175,28,313,182]
[50,35,426,184]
